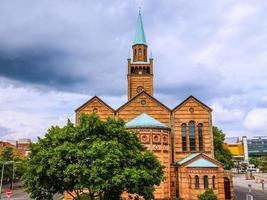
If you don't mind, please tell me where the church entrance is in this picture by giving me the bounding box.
[224,177,231,200]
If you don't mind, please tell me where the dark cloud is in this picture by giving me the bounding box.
[0,48,86,87]
[0,125,11,137]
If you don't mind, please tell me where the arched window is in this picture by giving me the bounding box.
[147,67,150,74]
[189,121,196,151]
[189,175,192,188]
[204,175,209,189]
[134,49,137,56]
[212,176,216,189]
[135,67,138,74]
[142,67,146,74]
[144,49,146,56]
[198,123,203,151]
[138,66,142,74]
[195,175,199,189]
[138,48,142,56]
[182,123,187,151]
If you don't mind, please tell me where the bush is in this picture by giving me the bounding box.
[198,189,218,200]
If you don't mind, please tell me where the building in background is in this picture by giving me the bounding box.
[224,136,249,164]
[247,137,267,157]
[0,139,31,157]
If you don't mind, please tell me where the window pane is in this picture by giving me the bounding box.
[198,123,203,151]
[189,121,195,151]
[195,176,199,189]
[182,123,187,151]
[204,175,209,189]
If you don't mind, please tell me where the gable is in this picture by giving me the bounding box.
[173,95,212,113]
[116,91,171,126]
[187,158,218,168]
[75,96,114,123]
[177,153,223,168]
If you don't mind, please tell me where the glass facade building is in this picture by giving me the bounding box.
[247,137,267,157]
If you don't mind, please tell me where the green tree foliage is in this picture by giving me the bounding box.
[198,189,218,200]
[23,114,164,200]
[249,157,260,168]
[0,147,25,188]
[213,126,234,170]
[260,156,267,172]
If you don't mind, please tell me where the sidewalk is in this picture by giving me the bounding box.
[233,173,267,192]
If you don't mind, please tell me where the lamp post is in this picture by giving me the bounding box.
[0,161,22,199]
[0,161,14,199]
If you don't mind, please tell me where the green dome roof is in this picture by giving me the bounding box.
[125,113,167,129]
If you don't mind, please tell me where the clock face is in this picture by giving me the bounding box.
[137,86,144,93]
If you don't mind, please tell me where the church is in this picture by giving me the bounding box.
[73,12,233,200]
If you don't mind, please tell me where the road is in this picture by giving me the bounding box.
[234,185,267,200]
[0,183,62,200]
[233,174,267,200]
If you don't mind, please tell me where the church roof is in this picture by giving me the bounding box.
[75,96,114,112]
[133,11,147,45]
[173,95,212,112]
[116,90,171,112]
[187,158,218,168]
[125,113,167,129]
[176,152,223,168]
[176,153,201,165]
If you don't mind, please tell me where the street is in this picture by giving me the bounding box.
[233,174,267,200]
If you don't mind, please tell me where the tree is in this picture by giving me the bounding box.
[213,126,234,170]
[0,147,25,189]
[259,156,267,172]
[198,189,218,200]
[23,114,164,200]
[249,157,260,168]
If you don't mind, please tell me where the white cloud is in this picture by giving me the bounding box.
[212,103,245,124]
[244,108,267,131]
[0,82,88,140]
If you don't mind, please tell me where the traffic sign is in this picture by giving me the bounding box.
[5,189,13,198]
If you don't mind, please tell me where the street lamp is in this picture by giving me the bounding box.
[0,161,22,199]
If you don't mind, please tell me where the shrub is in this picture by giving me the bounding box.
[198,189,218,200]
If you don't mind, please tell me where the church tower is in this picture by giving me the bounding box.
[127,12,154,100]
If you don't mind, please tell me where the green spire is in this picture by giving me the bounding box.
[133,11,147,45]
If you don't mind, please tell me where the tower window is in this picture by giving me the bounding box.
[189,121,196,151]
[134,49,137,56]
[182,123,187,151]
[198,123,203,151]
[138,66,142,74]
[138,48,142,56]
[137,86,144,93]
[204,175,209,189]
[147,67,150,74]
[195,175,199,189]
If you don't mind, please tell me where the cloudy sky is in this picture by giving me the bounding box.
[0,0,267,141]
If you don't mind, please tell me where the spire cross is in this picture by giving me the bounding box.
[138,6,141,14]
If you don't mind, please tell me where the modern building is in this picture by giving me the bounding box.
[247,136,267,157]
[66,12,233,200]
[224,136,249,163]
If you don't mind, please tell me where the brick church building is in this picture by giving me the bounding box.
[73,12,233,200]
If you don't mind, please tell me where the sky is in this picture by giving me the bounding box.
[0,0,267,141]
